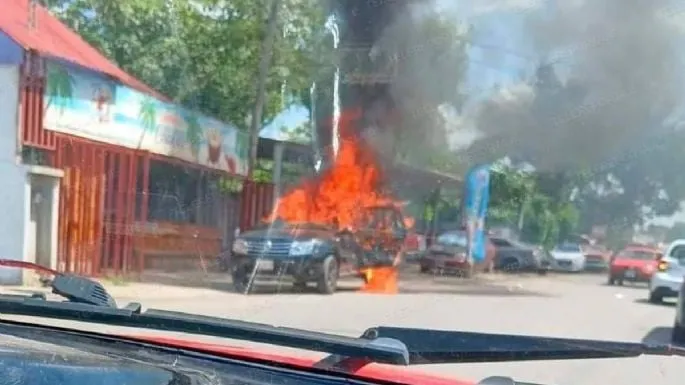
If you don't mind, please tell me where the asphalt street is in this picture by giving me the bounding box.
[1,271,682,385]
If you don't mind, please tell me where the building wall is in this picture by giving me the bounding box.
[0,64,28,284]
[0,32,23,64]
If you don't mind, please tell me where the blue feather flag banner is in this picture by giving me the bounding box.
[462,164,491,263]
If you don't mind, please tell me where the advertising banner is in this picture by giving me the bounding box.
[43,62,248,176]
[462,164,491,263]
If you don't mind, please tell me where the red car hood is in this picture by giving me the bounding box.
[612,259,656,269]
[124,334,472,385]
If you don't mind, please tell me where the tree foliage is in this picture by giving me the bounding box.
[489,166,580,249]
[282,120,312,144]
[46,0,330,128]
[469,59,685,236]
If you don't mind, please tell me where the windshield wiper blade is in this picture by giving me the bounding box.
[0,294,409,365]
[2,294,683,371]
[1,261,682,370]
[355,326,685,365]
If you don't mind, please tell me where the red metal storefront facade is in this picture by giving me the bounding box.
[18,52,275,276]
[239,181,275,232]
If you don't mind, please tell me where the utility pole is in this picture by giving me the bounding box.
[247,0,282,180]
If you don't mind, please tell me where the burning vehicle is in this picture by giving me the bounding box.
[229,106,416,294]
[231,203,409,294]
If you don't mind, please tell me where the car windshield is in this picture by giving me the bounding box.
[555,243,581,252]
[617,249,656,260]
[436,232,468,246]
[10,1,684,384]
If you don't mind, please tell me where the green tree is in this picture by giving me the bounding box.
[46,0,330,128]
[282,121,312,144]
[489,165,580,248]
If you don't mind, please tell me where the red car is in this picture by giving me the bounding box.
[419,230,496,277]
[608,246,662,285]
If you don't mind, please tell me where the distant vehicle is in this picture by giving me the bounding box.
[551,242,586,272]
[608,246,661,285]
[582,244,611,272]
[673,280,685,343]
[489,236,550,274]
[418,230,495,277]
[229,204,409,294]
[648,240,685,303]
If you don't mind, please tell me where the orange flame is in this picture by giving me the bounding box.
[268,107,410,295]
[269,107,400,229]
[358,249,402,294]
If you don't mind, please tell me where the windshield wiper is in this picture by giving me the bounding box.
[0,260,683,371]
[0,261,410,365]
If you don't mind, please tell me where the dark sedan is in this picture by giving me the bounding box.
[489,236,550,274]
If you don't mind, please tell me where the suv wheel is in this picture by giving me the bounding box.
[317,255,339,295]
[231,260,252,294]
[649,289,663,304]
[673,321,685,344]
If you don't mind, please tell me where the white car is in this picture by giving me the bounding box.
[648,239,685,303]
[551,243,586,272]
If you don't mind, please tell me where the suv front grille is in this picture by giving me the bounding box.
[246,239,292,258]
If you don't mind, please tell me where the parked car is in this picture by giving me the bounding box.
[551,242,586,272]
[608,245,661,285]
[673,280,685,343]
[582,245,611,272]
[418,230,495,277]
[230,204,408,294]
[648,239,685,303]
[489,236,550,274]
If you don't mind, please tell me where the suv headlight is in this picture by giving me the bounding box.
[289,240,321,256]
[232,239,249,254]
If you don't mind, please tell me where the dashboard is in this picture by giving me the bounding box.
[0,322,388,385]
[478,377,545,385]
[0,321,553,385]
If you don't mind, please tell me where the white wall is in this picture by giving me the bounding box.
[0,64,27,284]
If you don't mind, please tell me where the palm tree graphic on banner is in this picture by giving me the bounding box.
[185,113,202,160]
[45,64,74,115]
[137,96,157,148]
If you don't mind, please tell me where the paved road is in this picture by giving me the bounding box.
[1,272,682,385]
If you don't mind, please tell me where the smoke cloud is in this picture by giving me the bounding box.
[363,0,685,174]
[358,1,470,167]
[464,0,685,171]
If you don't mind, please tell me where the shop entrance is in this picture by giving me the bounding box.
[24,166,62,275]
